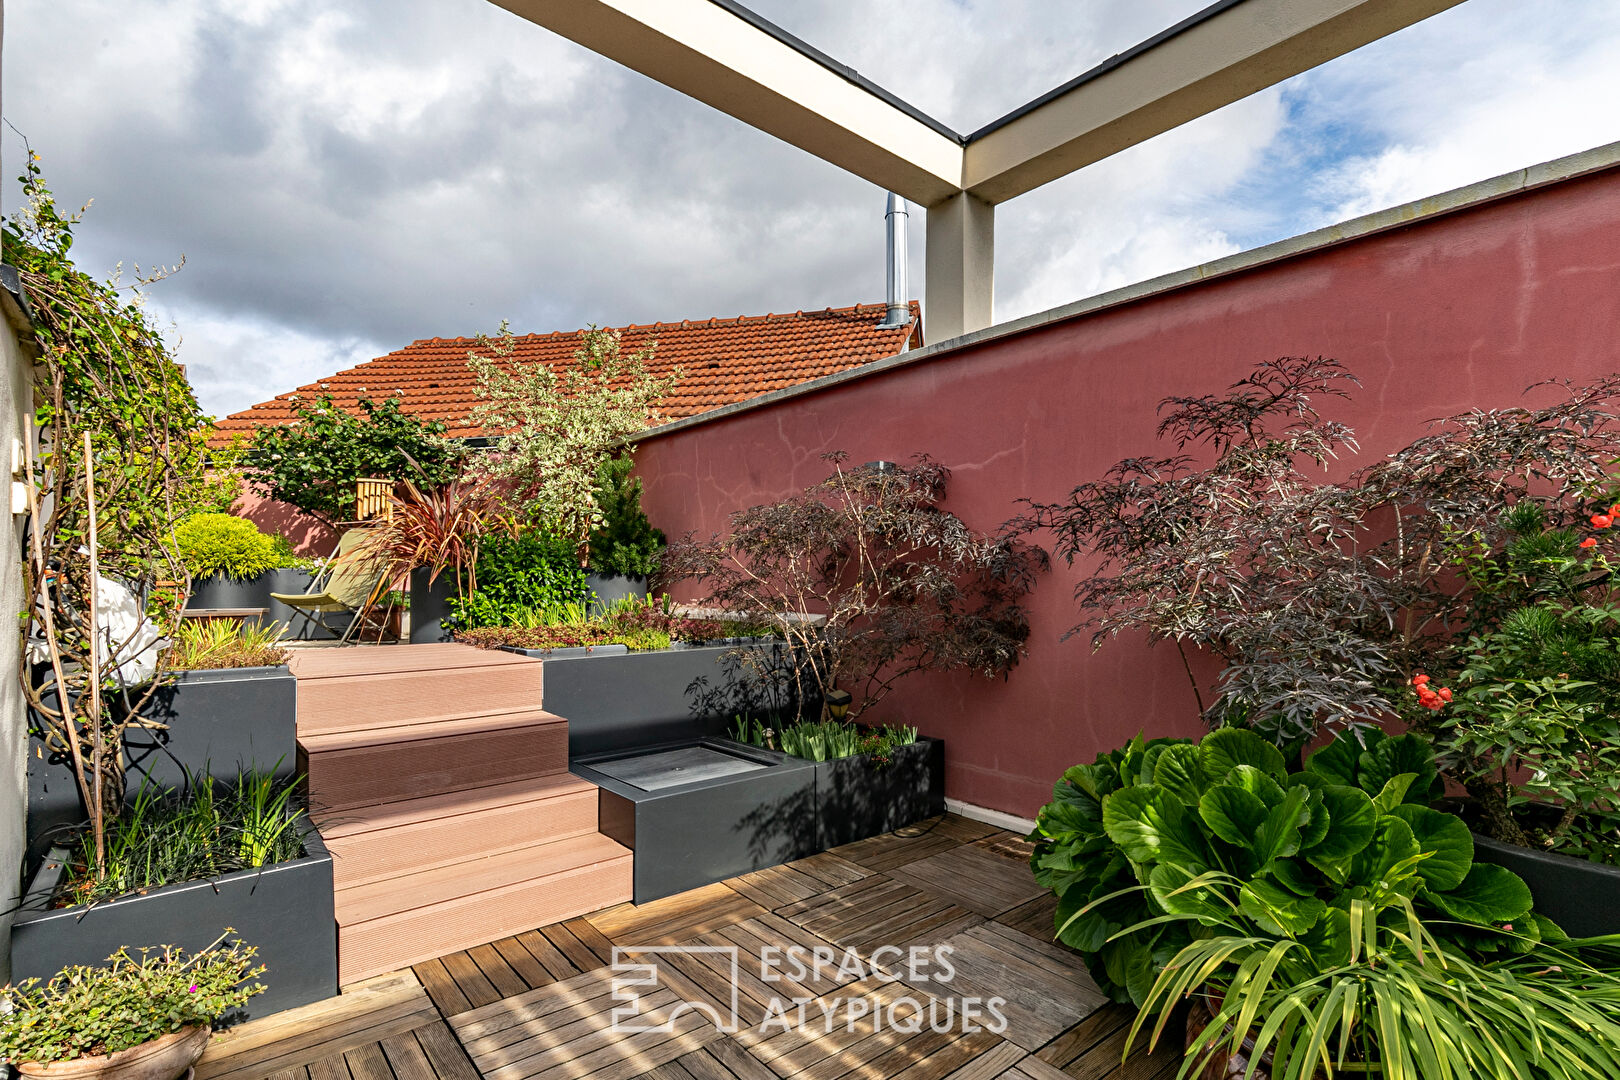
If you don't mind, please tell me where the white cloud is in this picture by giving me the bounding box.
[6,0,1620,419]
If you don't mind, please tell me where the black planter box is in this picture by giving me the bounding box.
[11,818,337,1018]
[189,569,320,639]
[812,736,945,849]
[409,566,455,644]
[528,641,793,758]
[1471,832,1620,937]
[27,666,297,872]
[572,739,818,903]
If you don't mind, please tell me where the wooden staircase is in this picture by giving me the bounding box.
[291,644,632,985]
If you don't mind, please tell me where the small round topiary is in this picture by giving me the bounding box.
[174,513,289,580]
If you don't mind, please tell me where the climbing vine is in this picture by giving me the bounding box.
[6,150,212,876]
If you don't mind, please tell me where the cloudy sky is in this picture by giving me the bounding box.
[5,0,1620,419]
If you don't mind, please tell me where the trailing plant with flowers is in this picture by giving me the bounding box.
[1418,503,1620,862]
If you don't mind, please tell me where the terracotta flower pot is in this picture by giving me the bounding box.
[17,1025,210,1080]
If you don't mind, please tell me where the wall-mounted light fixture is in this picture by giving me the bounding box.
[825,688,852,721]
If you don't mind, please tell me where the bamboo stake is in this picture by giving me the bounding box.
[84,431,105,874]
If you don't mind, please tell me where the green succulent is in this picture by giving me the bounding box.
[1030,727,1539,1006]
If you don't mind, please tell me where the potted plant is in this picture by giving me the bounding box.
[584,455,664,612]
[1418,505,1620,935]
[177,513,312,632]
[27,622,296,872]
[13,772,335,1018]
[0,937,265,1080]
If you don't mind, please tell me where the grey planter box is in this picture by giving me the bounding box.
[526,641,795,757]
[572,739,818,903]
[813,736,945,849]
[409,566,455,644]
[11,818,337,1019]
[27,666,296,872]
[1471,832,1620,937]
[189,569,320,639]
[585,573,650,614]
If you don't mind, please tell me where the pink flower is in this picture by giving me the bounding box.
[188,985,198,993]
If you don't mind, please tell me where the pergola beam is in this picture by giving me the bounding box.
[487,0,1470,340]
[962,0,1467,204]
[490,0,965,205]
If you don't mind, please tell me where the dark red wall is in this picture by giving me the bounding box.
[634,162,1620,820]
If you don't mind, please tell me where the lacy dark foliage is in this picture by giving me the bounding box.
[1015,356,1620,749]
[664,453,1046,721]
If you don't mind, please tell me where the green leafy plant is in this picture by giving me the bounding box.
[55,770,306,908]
[8,151,212,879]
[1029,727,1537,1007]
[0,936,265,1063]
[174,513,294,580]
[470,324,678,561]
[447,529,591,629]
[587,455,666,578]
[247,394,463,523]
[165,620,290,671]
[1127,877,1620,1080]
[1427,504,1620,862]
[730,716,917,764]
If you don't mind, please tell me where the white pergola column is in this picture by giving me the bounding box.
[924,192,995,342]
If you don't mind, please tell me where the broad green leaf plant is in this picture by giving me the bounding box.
[1029,727,1538,1007]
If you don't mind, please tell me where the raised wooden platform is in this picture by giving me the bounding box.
[293,644,632,985]
[203,815,1175,1080]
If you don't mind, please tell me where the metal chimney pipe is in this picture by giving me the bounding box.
[878,192,910,331]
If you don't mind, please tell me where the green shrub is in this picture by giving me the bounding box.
[1029,727,1539,1007]
[0,938,265,1063]
[587,455,665,578]
[730,716,918,764]
[165,619,290,671]
[447,530,590,630]
[175,514,292,580]
[56,770,307,908]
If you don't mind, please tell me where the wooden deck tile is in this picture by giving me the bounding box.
[884,844,1044,918]
[777,877,981,955]
[197,972,438,1080]
[898,923,1108,1052]
[827,825,966,875]
[728,864,841,911]
[992,894,1066,946]
[971,833,1035,863]
[587,882,768,945]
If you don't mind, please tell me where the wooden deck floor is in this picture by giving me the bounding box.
[198,815,1179,1080]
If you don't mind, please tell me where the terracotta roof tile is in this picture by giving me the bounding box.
[211,301,920,448]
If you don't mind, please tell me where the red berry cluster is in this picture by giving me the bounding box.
[1410,673,1452,711]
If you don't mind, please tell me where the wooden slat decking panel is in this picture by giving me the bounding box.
[318,775,595,839]
[324,785,598,891]
[1034,1006,1136,1073]
[297,667,547,737]
[586,882,767,945]
[883,844,1044,918]
[992,894,1062,944]
[784,853,872,891]
[412,1021,485,1080]
[306,1057,352,1080]
[339,852,632,984]
[343,1042,396,1080]
[377,1031,438,1080]
[304,719,569,814]
[828,831,964,874]
[927,1042,1027,1080]
[288,643,538,679]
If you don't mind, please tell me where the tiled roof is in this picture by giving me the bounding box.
[211,302,921,447]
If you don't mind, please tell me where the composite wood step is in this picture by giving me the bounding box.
[317,774,599,891]
[337,835,633,985]
[297,663,544,738]
[287,643,537,679]
[302,712,568,813]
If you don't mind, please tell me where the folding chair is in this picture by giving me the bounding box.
[270,528,389,643]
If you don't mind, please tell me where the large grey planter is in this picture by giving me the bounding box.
[812,736,945,849]
[188,569,319,639]
[27,666,296,872]
[517,640,794,757]
[11,817,336,1019]
[586,573,650,614]
[1471,832,1620,937]
[409,566,456,644]
[573,739,818,903]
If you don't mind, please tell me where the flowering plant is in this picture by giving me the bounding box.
[0,938,264,1063]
